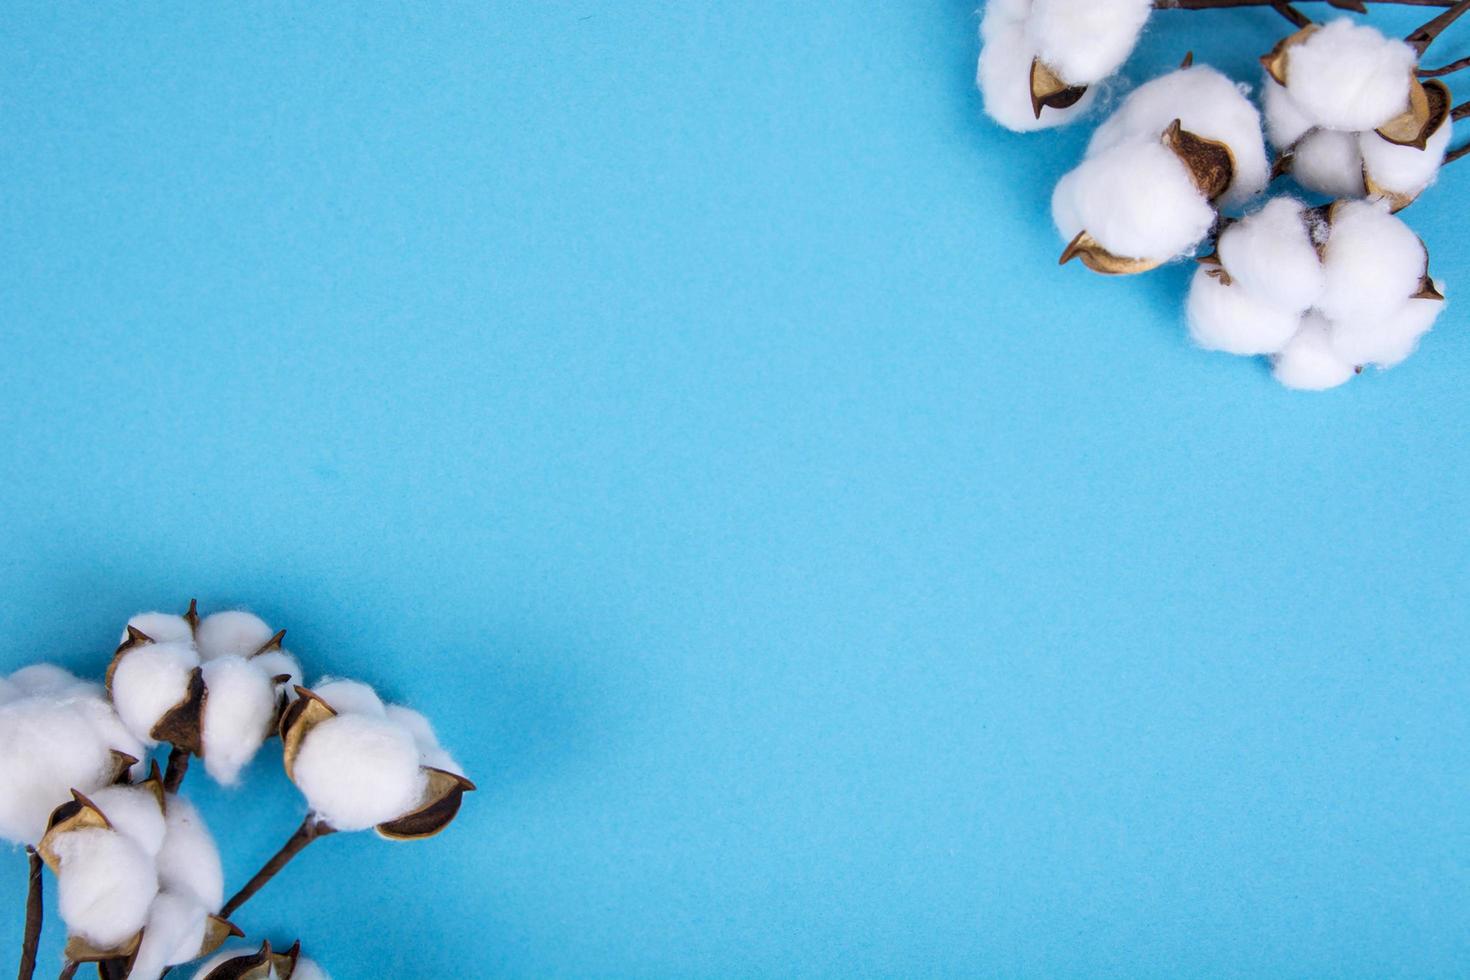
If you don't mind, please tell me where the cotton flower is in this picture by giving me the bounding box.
[282,678,472,836]
[1184,196,1445,389]
[1086,65,1270,205]
[35,770,235,970]
[1263,19,1417,133]
[0,665,142,845]
[109,604,302,785]
[194,940,331,980]
[1263,20,1449,211]
[977,0,1149,131]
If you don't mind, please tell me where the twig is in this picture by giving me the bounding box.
[1271,1,1315,26]
[17,849,41,980]
[1447,142,1470,163]
[55,964,76,980]
[162,745,190,793]
[220,815,336,918]
[1419,53,1470,74]
[1155,0,1454,9]
[1406,0,1470,52]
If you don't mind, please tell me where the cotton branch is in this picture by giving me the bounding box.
[1154,0,1455,9]
[1419,53,1470,74]
[1271,1,1314,26]
[219,815,336,918]
[1405,0,1470,51]
[17,849,41,980]
[162,745,190,793]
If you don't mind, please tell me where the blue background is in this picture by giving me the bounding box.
[3,2,1468,976]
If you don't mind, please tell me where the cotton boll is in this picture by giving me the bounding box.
[1217,198,1324,313]
[125,613,195,646]
[292,714,428,831]
[195,611,275,661]
[157,795,224,911]
[52,827,159,950]
[1085,66,1269,204]
[1329,294,1444,368]
[977,18,1095,132]
[1186,267,1303,355]
[1272,315,1355,390]
[385,704,464,776]
[1283,19,1416,132]
[88,785,167,858]
[1318,199,1426,321]
[128,892,210,980]
[1026,0,1152,85]
[1360,117,1452,200]
[1289,129,1365,198]
[1263,77,1314,148]
[110,641,201,746]
[1053,140,1215,261]
[313,678,387,717]
[191,948,251,978]
[199,657,277,785]
[0,697,124,844]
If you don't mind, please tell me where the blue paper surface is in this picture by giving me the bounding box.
[2,2,1468,975]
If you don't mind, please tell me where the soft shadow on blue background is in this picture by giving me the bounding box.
[2,2,1468,976]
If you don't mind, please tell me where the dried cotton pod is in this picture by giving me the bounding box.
[0,665,142,845]
[281,680,474,837]
[1261,20,1417,133]
[109,603,303,785]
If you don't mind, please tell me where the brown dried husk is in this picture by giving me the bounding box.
[376,767,479,840]
[279,686,338,781]
[1058,231,1165,276]
[1259,24,1320,86]
[1162,119,1236,203]
[1029,58,1088,120]
[1375,77,1442,150]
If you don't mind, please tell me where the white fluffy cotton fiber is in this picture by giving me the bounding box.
[1288,129,1367,198]
[1329,293,1444,368]
[977,2,1096,131]
[52,827,159,950]
[200,655,278,785]
[124,613,195,646]
[156,794,225,911]
[1186,267,1303,355]
[1216,198,1324,313]
[1281,19,1416,132]
[128,892,211,980]
[111,641,200,747]
[0,666,144,845]
[1025,0,1152,86]
[1317,199,1427,321]
[291,712,428,832]
[1053,140,1216,261]
[195,611,276,661]
[385,704,465,776]
[1360,117,1452,199]
[1273,315,1356,390]
[1086,66,1269,204]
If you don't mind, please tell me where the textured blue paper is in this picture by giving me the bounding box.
[3,2,1468,976]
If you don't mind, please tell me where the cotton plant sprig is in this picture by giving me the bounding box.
[5,601,471,980]
[218,677,474,918]
[976,0,1470,389]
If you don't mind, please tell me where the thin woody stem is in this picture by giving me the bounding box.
[17,849,41,980]
[54,965,76,980]
[219,816,336,918]
[1455,99,1470,118]
[1447,142,1470,163]
[162,745,190,793]
[1419,53,1470,74]
[1271,1,1314,25]
[1155,0,1454,9]
[1406,0,1470,51]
